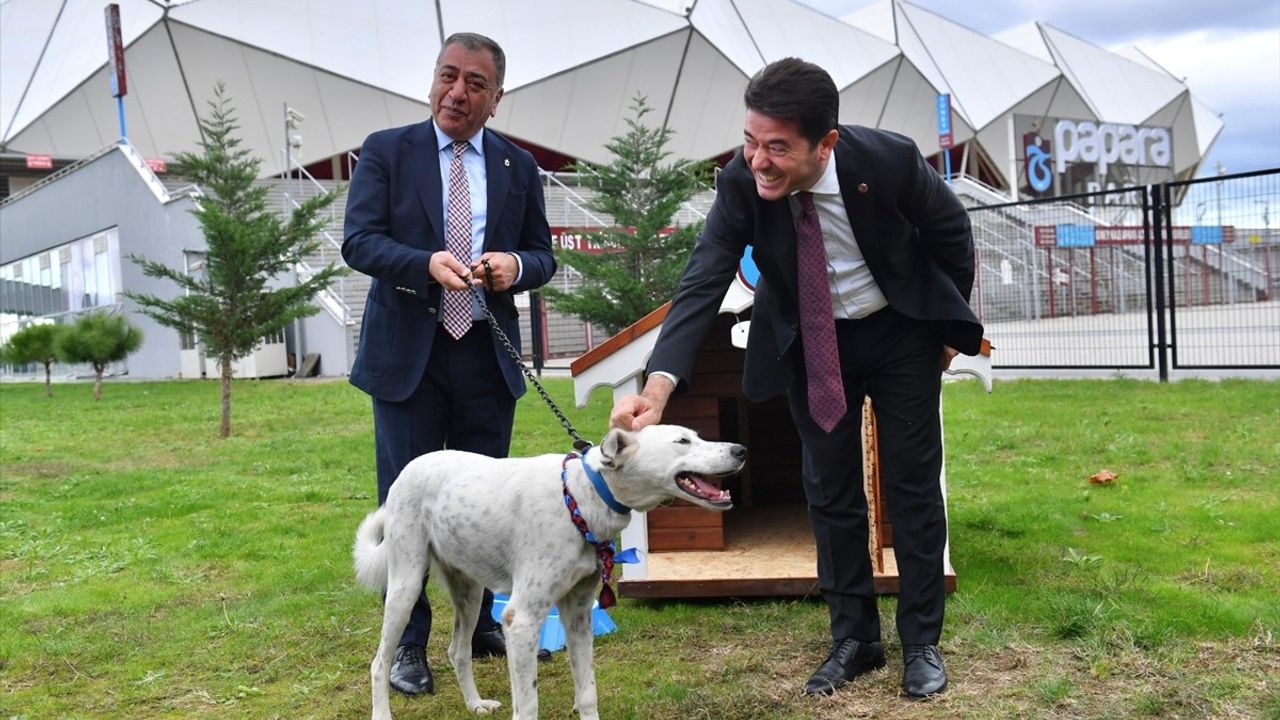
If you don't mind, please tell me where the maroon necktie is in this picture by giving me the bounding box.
[795,192,847,432]
[441,140,472,339]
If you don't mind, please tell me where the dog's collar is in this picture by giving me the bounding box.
[581,448,632,515]
[560,451,638,610]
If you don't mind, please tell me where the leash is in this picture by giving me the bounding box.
[461,263,638,605]
[463,258,592,453]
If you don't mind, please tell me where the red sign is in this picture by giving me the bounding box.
[25,154,53,170]
[549,226,679,254]
[145,158,167,173]
[550,227,606,253]
[105,4,127,97]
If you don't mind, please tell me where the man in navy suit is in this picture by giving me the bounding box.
[342,32,556,696]
[611,58,981,699]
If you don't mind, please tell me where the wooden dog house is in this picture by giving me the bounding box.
[570,279,992,599]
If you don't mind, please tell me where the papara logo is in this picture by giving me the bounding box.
[1053,119,1171,176]
[1024,132,1052,193]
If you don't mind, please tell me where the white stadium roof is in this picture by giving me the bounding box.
[1,0,1221,189]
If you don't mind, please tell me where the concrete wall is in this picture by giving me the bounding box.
[0,144,352,379]
[1,146,203,378]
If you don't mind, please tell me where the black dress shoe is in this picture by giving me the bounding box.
[471,626,507,658]
[902,644,947,698]
[471,626,553,662]
[389,644,434,696]
[803,638,886,696]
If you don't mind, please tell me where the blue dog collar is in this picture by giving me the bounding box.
[582,448,632,515]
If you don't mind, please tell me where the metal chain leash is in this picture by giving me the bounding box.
[465,258,592,452]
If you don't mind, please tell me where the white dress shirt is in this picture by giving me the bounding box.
[789,148,888,320]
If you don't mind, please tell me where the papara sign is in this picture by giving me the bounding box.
[1053,119,1172,177]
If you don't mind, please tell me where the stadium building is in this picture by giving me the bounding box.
[0,0,1237,380]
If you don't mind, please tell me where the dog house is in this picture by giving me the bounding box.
[570,269,991,599]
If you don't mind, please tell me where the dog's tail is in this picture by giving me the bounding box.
[352,507,389,592]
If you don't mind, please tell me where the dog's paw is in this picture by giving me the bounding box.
[468,698,502,714]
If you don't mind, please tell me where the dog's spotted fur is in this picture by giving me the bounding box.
[354,425,746,720]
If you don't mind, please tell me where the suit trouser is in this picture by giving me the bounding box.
[788,307,947,647]
[372,320,516,647]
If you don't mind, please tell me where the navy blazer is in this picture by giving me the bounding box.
[648,125,982,402]
[342,120,556,402]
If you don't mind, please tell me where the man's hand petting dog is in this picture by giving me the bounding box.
[610,374,675,431]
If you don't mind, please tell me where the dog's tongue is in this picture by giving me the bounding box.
[678,472,732,502]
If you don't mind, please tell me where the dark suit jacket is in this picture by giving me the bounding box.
[342,120,556,402]
[648,125,982,402]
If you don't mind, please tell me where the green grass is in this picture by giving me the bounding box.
[2,377,1278,718]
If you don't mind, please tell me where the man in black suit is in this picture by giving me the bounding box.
[342,32,557,696]
[611,58,981,699]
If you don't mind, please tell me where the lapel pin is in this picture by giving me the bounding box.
[504,158,510,167]
[858,182,869,194]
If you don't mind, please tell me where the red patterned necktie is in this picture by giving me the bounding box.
[442,140,473,339]
[795,192,847,432]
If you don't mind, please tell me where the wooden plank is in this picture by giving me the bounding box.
[570,303,668,375]
[621,577,819,598]
[618,574,954,598]
[620,552,955,598]
[691,349,744,373]
[684,417,721,439]
[619,505,955,598]
[664,396,719,418]
[646,506,725,529]
[690,374,745,396]
[648,527,724,551]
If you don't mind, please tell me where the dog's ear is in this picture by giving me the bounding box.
[599,428,639,468]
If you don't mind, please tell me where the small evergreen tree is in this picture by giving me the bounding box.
[543,95,712,335]
[55,313,142,401]
[126,83,346,437]
[0,323,67,397]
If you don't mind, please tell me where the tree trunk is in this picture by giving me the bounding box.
[93,364,103,401]
[219,356,232,438]
[43,360,53,398]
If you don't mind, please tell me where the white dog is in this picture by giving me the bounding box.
[353,425,746,720]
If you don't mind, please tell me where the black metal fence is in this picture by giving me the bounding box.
[968,168,1279,375]
[517,264,607,363]
[514,170,1278,377]
[1157,170,1279,371]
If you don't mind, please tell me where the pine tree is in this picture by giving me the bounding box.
[543,95,712,335]
[126,83,346,437]
[55,312,142,401]
[0,323,67,397]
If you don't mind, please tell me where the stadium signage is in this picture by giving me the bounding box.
[936,94,953,149]
[1053,119,1171,176]
[550,228,604,253]
[104,4,127,97]
[1034,225,1236,247]
[550,226,677,254]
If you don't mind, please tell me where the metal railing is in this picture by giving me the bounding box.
[280,155,352,328]
[539,169,611,227]
[967,168,1279,374]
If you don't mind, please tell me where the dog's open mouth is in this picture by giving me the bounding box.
[675,471,733,507]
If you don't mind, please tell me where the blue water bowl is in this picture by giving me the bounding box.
[489,594,617,653]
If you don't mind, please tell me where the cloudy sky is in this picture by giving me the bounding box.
[799,0,1280,178]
